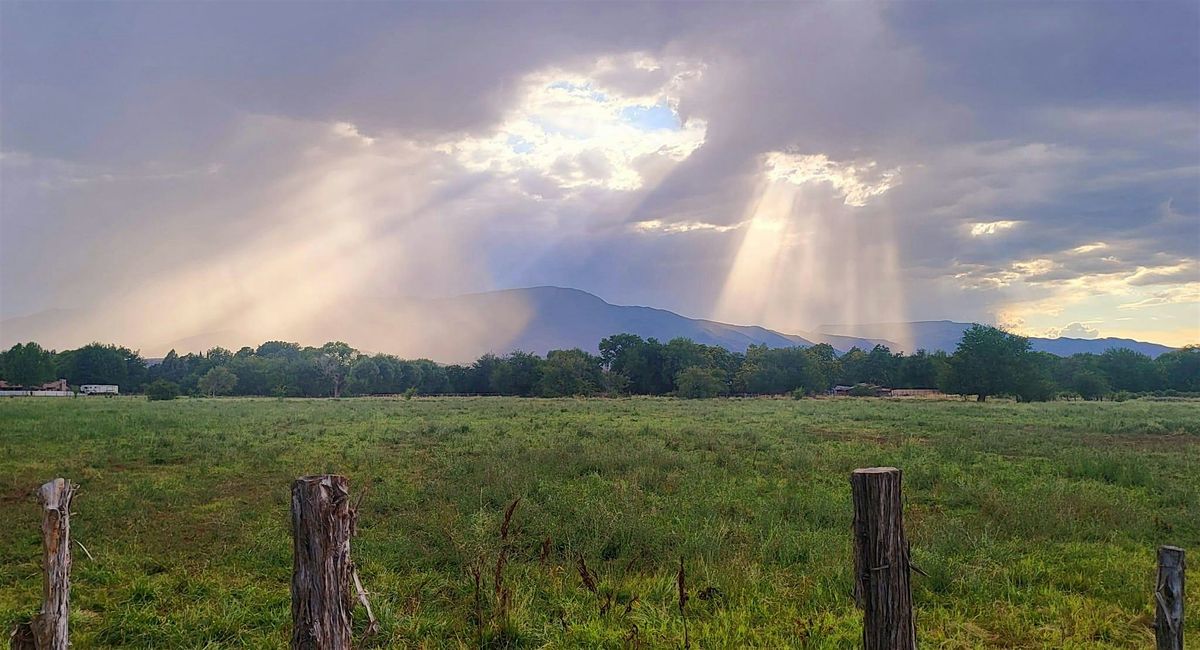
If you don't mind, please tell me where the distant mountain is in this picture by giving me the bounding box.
[819,320,1176,358]
[2,288,1177,360]
[406,287,894,360]
[1026,336,1176,358]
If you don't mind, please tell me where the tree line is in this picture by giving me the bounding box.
[1,325,1196,401]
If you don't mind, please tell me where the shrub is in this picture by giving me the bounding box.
[145,379,180,401]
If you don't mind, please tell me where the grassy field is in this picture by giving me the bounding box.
[1,397,1197,648]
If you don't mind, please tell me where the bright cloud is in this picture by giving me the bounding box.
[438,56,707,194]
[764,152,899,207]
[631,219,743,234]
[1046,322,1101,339]
[969,220,1020,237]
[1070,242,1108,254]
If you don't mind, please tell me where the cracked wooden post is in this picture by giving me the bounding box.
[851,467,916,650]
[9,478,75,650]
[291,475,353,650]
[1155,545,1185,650]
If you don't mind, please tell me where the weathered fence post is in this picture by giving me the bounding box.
[9,479,75,650]
[291,475,354,650]
[1155,545,1185,650]
[851,467,916,650]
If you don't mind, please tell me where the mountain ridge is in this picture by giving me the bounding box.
[0,286,1179,360]
[819,319,1176,358]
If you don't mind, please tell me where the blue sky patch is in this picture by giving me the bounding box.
[620,103,680,131]
[506,134,535,154]
[548,80,608,102]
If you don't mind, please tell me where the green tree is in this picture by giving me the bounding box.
[315,341,356,397]
[198,366,238,396]
[1073,370,1111,400]
[805,344,841,390]
[675,366,726,398]
[145,379,181,401]
[536,349,603,397]
[1014,351,1058,402]
[736,345,826,395]
[347,357,382,395]
[490,351,542,396]
[0,342,56,386]
[226,355,274,396]
[837,347,869,385]
[469,353,503,394]
[256,341,302,360]
[899,349,943,388]
[154,350,187,384]
[1097,348,1162,393]
[861,345,900,386]
[662,338,709,381]
[57,343,137,389]
[1155,345,1200,392]
[290,357,328,397]
[599,334,670,394]
[942,325,1031,401]
[411,359,447,394]
[205,347,234,366]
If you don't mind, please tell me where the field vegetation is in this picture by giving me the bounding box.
[1,397,1197,648]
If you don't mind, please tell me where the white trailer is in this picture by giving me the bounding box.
[80,384,119,396]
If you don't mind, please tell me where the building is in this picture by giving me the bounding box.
[0,378,74,397]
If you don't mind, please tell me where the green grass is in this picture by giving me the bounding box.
[1,397,1197,648]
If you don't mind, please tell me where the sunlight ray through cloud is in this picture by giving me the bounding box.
[715,154,909,346]
[1,3,1196,352]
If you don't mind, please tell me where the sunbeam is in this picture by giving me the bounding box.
[716,155,911,349]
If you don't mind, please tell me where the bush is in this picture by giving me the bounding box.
[146,379,180,401]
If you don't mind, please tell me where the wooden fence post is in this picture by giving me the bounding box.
[851,467,916,650]
[291,475,354,650]
[1155,545,1185,650]
[9,478,75,650]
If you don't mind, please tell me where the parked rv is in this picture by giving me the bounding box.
[80,384,119,396]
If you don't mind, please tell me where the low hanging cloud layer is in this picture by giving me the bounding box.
[1,2,1197,354]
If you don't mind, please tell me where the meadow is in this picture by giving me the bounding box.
[0,396,1197,648]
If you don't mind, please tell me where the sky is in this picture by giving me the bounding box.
[1,1,1198,355]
